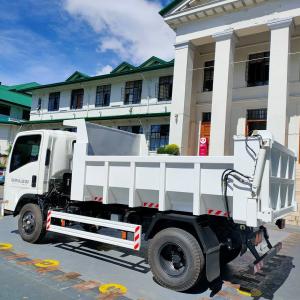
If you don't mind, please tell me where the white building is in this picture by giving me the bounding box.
[0,82,37,155]
[161,0,300,158]
[25,57,174,152]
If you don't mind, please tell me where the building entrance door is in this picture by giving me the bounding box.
[200,112,211,154]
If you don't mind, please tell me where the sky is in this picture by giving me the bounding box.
[0,0,175,85]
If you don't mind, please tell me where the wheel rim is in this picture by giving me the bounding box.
[22,211,36,234]
[158,242,187,277]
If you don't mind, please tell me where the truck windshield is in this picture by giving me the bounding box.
[10,135,41,172]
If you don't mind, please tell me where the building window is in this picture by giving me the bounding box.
[149,124,170,151]
[124,80,142,105]
[246,108,267,135]
[96,85,111,107]
[203,61,214,92]
[70,89,84,110]
[37,98,42,110]
[48,92,60,111]
[118,126,143,134]
[22,110,30,120]
[158,76,173,101]
[247,52,270,87]
[202,112,211,123]
[0,104,11,116]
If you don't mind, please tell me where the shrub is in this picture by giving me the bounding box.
[165,144,180,156]
[157,147,166,154]
[156,144,180,156]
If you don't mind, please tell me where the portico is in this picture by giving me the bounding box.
[162,0,300,156]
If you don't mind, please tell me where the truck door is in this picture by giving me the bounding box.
[4,134,43,212]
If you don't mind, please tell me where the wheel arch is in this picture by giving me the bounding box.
[13,194,39,217]
[145,213,207,243]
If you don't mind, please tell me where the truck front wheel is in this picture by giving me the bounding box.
[148,228,205,292]
[18,203,46,243]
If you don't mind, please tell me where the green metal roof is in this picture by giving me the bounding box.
[111,62,136,74]
[21,57,174,93]
[23,112,171,125]
[139,56,167,68]
[65,71,90,82]
[159,0,183,16]
[0,84,33,108]
[8,82,40,91]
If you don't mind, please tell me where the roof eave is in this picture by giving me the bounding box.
[159,0,183,16]
[22,62,174,93]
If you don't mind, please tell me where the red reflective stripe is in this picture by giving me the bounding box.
[135,226,141,233]
[134,234,140,242]
[94,196,103,202]
[46,211,51,230]
[134,243,140,250]
[208,209,230,217]
[143,202,159,209]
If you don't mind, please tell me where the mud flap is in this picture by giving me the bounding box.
[251,242,282,274]
[197,226,221,282]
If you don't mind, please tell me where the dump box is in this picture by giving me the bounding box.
[67,120,297,228]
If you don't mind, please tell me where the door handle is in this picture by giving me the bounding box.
[32,175,37,188]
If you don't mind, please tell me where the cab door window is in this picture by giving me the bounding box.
[10,135,41,172]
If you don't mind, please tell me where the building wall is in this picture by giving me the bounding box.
[30,68,173,122]
[0,101,28,121]
[0,124,19,155]
[190,33,300,156]
[28,35,300,156]
[0,101,29,155]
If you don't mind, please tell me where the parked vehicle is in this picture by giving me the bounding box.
[0,167,5,184]
[1,119,297,291]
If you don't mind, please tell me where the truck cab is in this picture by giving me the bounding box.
[4,129,75,213]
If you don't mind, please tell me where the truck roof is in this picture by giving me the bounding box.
[19,129,76,138]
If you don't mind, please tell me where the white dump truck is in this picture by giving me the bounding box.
[1,119,297,291]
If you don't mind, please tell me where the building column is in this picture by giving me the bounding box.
[267,18,293,145]
[169,41,195,155]
[210,30,236,156]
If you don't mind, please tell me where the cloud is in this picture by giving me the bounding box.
[63,0,175,64]
[96,65,114,76]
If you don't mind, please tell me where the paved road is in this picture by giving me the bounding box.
[1,186,300,299]
[1,213,300,300]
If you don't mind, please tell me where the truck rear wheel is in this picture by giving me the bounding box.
[148,228,204,292]
[18,203,46,243]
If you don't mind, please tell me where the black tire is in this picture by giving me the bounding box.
[18,203,46,243]
[148,228,205,292]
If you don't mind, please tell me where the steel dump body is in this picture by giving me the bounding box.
[66,120,297,227]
